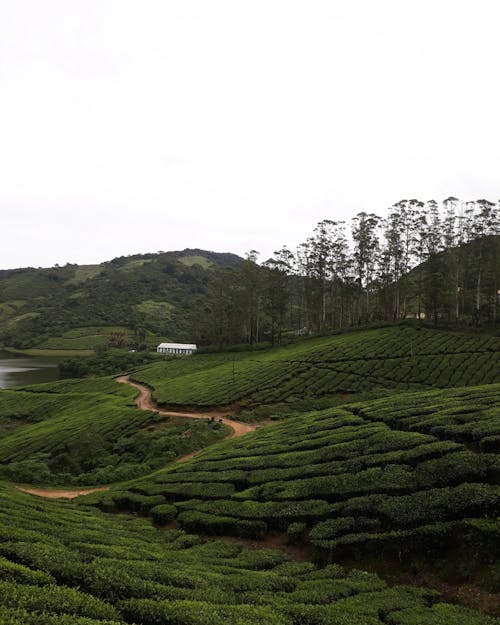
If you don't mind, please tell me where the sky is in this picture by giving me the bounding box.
[1,0,500,269]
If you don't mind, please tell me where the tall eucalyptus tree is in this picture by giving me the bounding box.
[352,212,381,322]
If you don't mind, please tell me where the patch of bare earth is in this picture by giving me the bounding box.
[16,486,109,499]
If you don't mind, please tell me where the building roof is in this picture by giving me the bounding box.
[157,342,197,350]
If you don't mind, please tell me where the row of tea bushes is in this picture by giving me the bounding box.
[1,483,496,623]
[112,384,500,583]
[132,326,500,410]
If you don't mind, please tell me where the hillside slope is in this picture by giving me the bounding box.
[0,249,242,350]
[101,382,500,610]
[0,377,228,485]
[132,326,500,415]
[0,482,498,624]
[1,325,499,620]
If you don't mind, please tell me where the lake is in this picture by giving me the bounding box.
[0,351,60,389]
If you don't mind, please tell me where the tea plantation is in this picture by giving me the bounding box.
[133,326,500,413]
[1,325,499,623]
[104,383,500,604]
[0,377,228,485]
[0,482,497,624]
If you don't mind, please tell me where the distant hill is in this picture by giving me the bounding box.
[0,249,243,351]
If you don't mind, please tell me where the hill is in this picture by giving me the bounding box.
[96,382,500,610]
[0,249,242,352]
[131,325,500,417]
[0,377,229,485]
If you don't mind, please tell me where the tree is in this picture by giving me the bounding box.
[240,251,263,344]
[351,212,381,322]
[262,247,294,345]
[418,200,445,324]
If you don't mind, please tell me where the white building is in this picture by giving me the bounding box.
[157,342,197,355]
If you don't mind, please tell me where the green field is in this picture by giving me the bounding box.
[133,326,500,415]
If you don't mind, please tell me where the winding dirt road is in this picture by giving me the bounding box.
[16,375,255,499]
[116,375,256,439]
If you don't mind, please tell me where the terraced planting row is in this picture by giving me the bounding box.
[105,384,500,599]
[0,483,496,624]
[134,326,500,410]
[0,378,228,485]
[39,326,133,351]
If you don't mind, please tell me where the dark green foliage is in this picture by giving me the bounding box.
[118,598,289,625]
[58,351,160,379]
[0,249,242,350]
[119,382,500,582]
[0,478,496,624]
[0,323,499,623]
[0,607,123,625]
[0,580,120,620]
[150,504,177,525]
[178,510,268,539]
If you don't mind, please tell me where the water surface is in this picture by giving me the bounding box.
[0,350,60,389]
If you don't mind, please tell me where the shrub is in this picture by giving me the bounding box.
[178,511,267,539]
[150,503,177,525]
[287,522,306,544]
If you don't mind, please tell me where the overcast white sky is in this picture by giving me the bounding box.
[1,0,499,269]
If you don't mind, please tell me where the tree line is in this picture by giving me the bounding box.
[195,198,500,347]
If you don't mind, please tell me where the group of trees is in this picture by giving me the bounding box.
[197,198,500,347]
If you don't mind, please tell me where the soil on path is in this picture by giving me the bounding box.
[16,376,256,500]
[16,486,108,499]
[116,375,256,439]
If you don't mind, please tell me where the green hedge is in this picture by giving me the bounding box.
[150,503,177,525]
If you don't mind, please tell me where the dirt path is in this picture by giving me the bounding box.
[16,486,108,499]
[116,375,256,439]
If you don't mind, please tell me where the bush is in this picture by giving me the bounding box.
[119,598,288,625]
[178,511,267,539]
[112,492,165,513]
[150,503,177,525]
[287,522,306,544]
[0,580,120,620]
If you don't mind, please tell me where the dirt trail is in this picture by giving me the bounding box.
[16,376,256,500]
[116,375,256,439]
[16,486,108,499]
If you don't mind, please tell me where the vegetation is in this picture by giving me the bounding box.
[1,200,499,354]
[58,351,161,379]
[1,225,500,623]
[0,378,228,485]
[196,199,500,347]
[131,326,500,413]
[99,382,500,601]
[0,249,241,350]
[0,482,497,624]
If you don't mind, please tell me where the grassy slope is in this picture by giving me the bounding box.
[0,377,229,485]
[0,482,497,624]
[133,326,500,414]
